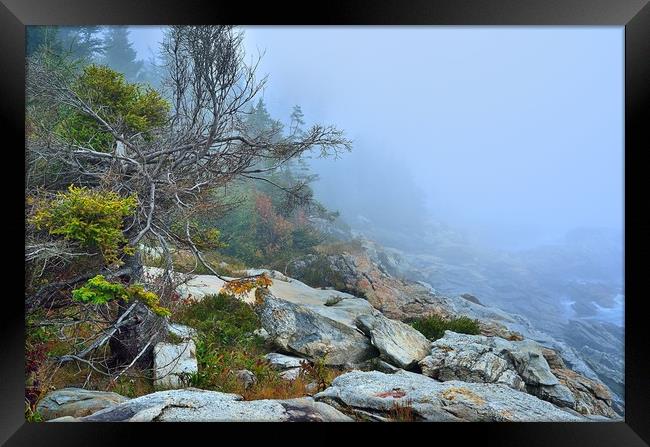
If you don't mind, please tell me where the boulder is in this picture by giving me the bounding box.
[37,388,129,421]
[256,290,378,367]
[265,352,306,370]
[233,369,257,389]
[153,340,198,389]
[315,370,584,422]
[280,369,302,381]
[460,293,483,306]
[355,313,430,369]
[419,332,578,409]
[420,333,525,390]
[68,389,352,422]
[496,338,559,386]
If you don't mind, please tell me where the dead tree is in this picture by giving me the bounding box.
[25,25,351,368]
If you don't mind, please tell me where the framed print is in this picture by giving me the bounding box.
[1,0,648,445]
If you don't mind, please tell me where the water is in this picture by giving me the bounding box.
[584,293,624,327]
[559,294,624,327]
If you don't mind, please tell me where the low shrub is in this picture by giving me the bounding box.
[29,185,137,265]
[411,314,480,341]
[72,275,170,317]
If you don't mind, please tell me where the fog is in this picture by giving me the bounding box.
[241,27,624,250]
[129,26,623,251]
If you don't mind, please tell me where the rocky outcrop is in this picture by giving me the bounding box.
[284,247,619,415]
[60,389,351,422]
[314,370,584,422]
[355,314,430,369]
[419,332,575,407]
[580,344,624,413]
[144,266,369,309]
[418,331,617,417]
[256,290,378,367]
[37,388,129,421]
[541,348,619,418]
[141,248,620,420]
[288,251,447,321]
[287,252,524,343]
[153,340,198,389]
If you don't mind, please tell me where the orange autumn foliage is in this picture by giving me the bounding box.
[221,273,273,298]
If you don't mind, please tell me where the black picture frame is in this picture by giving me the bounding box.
[2,0,647,445]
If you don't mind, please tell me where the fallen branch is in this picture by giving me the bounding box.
[56,302,138,364]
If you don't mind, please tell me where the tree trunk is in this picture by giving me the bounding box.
[109,251,168,368]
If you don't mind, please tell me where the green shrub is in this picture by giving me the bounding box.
[173,293,261,347]
[72,275,170,317]
[29,185,137,265]
[411,315,480,341]
[57,64,169,151]
[173,293,272,391]
[25,404,43,422]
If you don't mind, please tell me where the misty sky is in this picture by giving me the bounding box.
[130,26,624,248]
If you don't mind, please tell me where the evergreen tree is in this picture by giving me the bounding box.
[26,26,60,57]
[101,27,144,81]
[246,98,279,137]
[27,26,104,61]
[136,53,165,90]
[285,105,312,187]
[289,104,305,136]
[58,26,105,61]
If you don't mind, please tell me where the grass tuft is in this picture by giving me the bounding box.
[410,314,480,341]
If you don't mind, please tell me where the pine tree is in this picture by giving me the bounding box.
[58,26,105,61]
[101,27,144,81]
[289,104,305,136]
[136,53,165,90]
[246,99,275,136]
[26,26,61,57]
[286,105,311,183]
